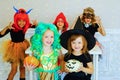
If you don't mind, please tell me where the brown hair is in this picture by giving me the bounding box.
[67,34,88,55]
[81,7,96,24]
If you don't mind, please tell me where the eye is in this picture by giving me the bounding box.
[51,36,54,38]
[78,42,81,44]
[45,36,48,38]
[72,62,76,64]
[72,41,75,44]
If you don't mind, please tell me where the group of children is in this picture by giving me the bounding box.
[0,6,106,80]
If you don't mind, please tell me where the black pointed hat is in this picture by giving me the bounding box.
[60,29,96,50]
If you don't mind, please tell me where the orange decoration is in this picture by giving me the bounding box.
[24,56,39,71]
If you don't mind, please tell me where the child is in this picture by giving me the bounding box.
[71,7,106,54]
[53,12,69,80]
[53,12,69,34]
[60,29,96,80]
[71,7,106,36]
[30,22,62,80]
[0,7,36,80]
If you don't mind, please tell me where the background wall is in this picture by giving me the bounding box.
[0,0,120,80]
[0,0,120,29]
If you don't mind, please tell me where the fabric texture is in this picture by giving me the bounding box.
[3,39,30,64]
[63,53,92,80]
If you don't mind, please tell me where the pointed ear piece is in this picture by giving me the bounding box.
[26,9,32,14]
[13,6,19,13]
[13,6,32,14]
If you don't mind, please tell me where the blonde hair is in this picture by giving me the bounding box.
[81,7,96,23]
[83,7,94,14]
[67,34,88,55]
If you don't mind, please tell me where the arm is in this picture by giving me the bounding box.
[0,22,12,37]
[80,62,94,74]
[60,54,69,73]
[30,20,38,28]
[95,16,106,36]
[58,50,64,72]
[82,62,94,74]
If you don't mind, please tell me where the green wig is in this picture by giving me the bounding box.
[30,22,61,59]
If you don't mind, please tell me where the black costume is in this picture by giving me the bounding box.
[0,29,25,42]
[0,25,35,63]
[64,53,92,80]
[74,16,99,36]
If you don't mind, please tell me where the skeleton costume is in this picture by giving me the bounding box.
[64,52,92,80]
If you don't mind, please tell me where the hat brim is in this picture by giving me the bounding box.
[60,29,96,50]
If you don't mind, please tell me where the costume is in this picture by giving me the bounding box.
[64,53,92,80]
[0,7,34,64]
[53,12,68,33]
[74,16,99,36]
[34,51,60,80]
[74,7,99,36]
[0,27,34,64]
[60,29,96,80]
[82,22,99,36]
[30,22,61,80]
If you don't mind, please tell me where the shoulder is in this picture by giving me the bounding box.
[83,53,92,62]
[95,23,99,27]
[64,53,71,61]
[91,23,99,30]
[64,53,69,58]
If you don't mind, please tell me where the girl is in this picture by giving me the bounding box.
[71,7,106,36]
[53,12,69,80]
[60,29,96,80]
[30,22,62,80]
[53,12,69,34]
[0,7,36,80]
[81,7,106,36]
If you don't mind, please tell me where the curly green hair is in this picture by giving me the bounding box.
[30,22,61,59]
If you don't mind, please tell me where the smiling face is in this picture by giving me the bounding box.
[56,18,64,30]
[82,7,96,23]
[17,19,26,28]
[71,36,83,52]
[42,29,54,47]
[84,18,92,24]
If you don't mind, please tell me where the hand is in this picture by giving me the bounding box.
[7,22,14,29]
[64,66,70,73]
[32,20,38,26]
[58,70,63,74]
[76,62,83,72]
[95,16,102,24]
